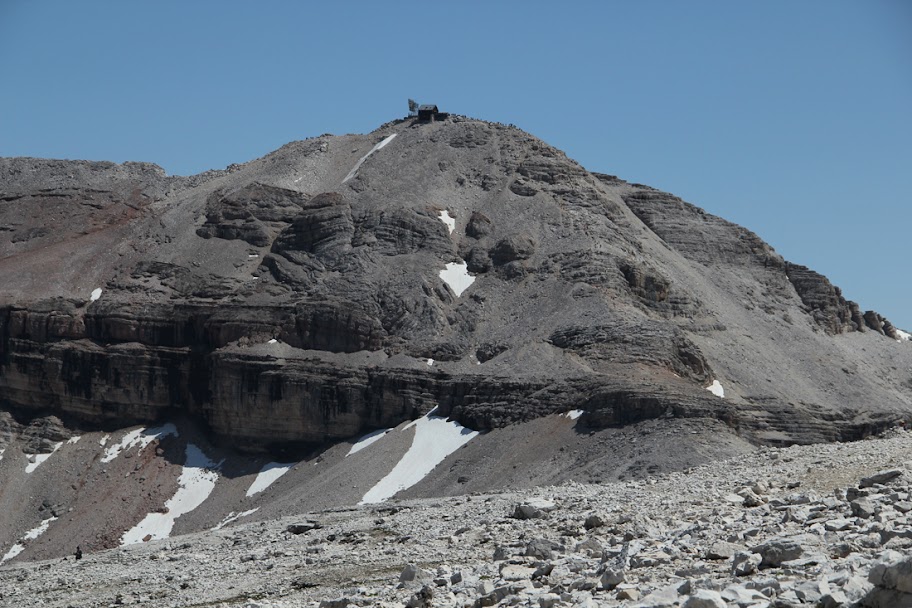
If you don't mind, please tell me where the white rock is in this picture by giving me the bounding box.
[721,584,767,605]
[732,551,762,576]
[512,499,557,519]
[868,555,912,593]
[682,589,728,608]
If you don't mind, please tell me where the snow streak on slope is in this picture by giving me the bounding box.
[706,380,725,398]
[212,509,259,531]
[102,424,178,463]
[359,410,479,504]
[438,210,455,234]
[25,442,62,473]
[0,545,23,564]
[897,329,911,342]
[439,261,475,297]
[1,517,57,563]
[245,462,294,497]
[120,443,219,545]
[342,133,397,183]
[347,428,391,457]
[563,410,585,420]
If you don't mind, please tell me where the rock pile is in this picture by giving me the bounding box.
[1,428,911,607]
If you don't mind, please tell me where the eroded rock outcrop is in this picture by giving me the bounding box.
[785,262,867,334]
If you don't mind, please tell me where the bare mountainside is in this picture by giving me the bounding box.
[0,115,910,565]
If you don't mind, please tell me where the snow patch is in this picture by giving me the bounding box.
[438,210,455,234]
[268,338,278,344]
[439,261,475,297]
[212,508,259,531]
[99,434,110,447]
[0,448,5,461]
[359,409,479,504]
[706,380,725,398]
[426,358,434,366]
[245,462,294,497]
[67,436,81,445]
[347,428,392,457]
[90,288,102,302]
[25,442,63,473]
[563,410,585,420]
[1,517,57,563]
[343,133,397,183]
[121,443,219,545]
[23,517,56,540]
[0,544,23,563]
[101,424,178,463]
[897,329,911,342]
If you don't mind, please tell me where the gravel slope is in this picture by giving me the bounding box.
[1,427,911,607]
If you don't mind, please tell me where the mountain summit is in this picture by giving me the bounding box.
[0,115,910,562]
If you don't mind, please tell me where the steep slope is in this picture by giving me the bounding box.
[2,117,908,450]
[0,115,910,562]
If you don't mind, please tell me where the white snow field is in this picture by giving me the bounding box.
[439,261,475,297]
[90,288,102,302]
[101,424,178,463]
[25,442,63,474]
[897,329,911,342]
[359,409,479,504]
[1,517,57,563]
[346,428,392,457]
[342,133,397,183]
[707,380,725,398]
[212,508,259,531]
[121,443,219,546]
[438,210,455,234]
[245,462,294,497]
[563,410,585,420]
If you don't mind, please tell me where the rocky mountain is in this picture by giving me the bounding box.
[0,114,910,577]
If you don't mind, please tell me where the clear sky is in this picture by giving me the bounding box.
[1,1,909,329]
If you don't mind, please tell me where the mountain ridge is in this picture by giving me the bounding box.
[0,115,910,565]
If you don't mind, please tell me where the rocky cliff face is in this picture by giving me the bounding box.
[1,117,910,456]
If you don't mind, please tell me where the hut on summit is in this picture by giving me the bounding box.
[417,104,438,121]
[417,104,448,122]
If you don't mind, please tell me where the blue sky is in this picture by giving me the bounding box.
[1,1,910,328]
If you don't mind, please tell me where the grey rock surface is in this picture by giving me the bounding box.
[2,117,910,455]
[2,116,912,593]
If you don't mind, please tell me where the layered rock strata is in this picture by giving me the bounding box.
[1,118,910,452]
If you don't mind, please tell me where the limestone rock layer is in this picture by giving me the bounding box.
[1,117,910,452]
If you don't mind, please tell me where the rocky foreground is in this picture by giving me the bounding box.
[2,428,912,607]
